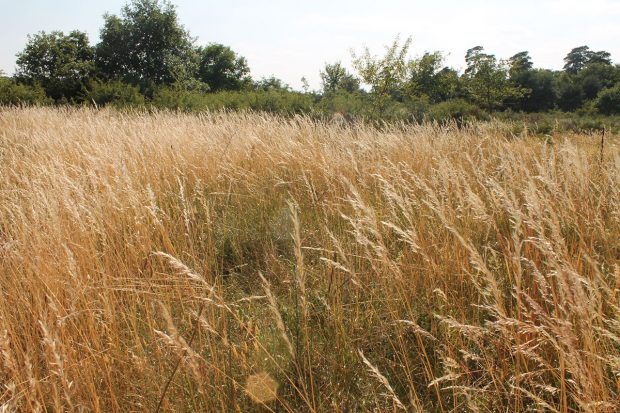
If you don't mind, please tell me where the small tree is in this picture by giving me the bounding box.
[352,36,411,116]
[406,51,458,103]
[320,62,360,94]
[15,30,95,101]
[96,0,195,87]
[197,44,251,92]
[463,46,524,111]
[254,76,290,92]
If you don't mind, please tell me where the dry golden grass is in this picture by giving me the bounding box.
[0,107,619,412]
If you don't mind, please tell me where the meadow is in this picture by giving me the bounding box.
[0,107,619,412]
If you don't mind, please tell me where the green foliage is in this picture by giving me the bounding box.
[508,51,534,77]
[427,99,488,123]
[0,77,50,105]
[9,6,619,123]
[557,62,619,110]
[406,52,460,103]
[352,36,412,116]
[151,85,207,110]
[197,43,251,92]
[320,62,360,94]
[151,87,314,114]
[578,63,619,100]
[254,76,290,92]
[509,69,557,112]
[564,46,612,74]
[85,80,145,107]
[463,46,525,111]
[15,30,95,101]
[96,0,195,86]
[319,91,367,118]
[596,83,620,115]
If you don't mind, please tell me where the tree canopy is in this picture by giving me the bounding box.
[95,0,195,86]
[320,62,360,94]
[15,30,94,101]
[197,44,251,92]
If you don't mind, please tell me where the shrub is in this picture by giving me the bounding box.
[150,88,316,115]
[85,80,145,107]
[151,86,208,111]
[0,77,50,105]
[427,99,488,123]
[595,83,620,115]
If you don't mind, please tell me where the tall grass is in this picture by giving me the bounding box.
[0,107,618,412]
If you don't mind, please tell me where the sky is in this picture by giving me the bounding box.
[1,0,620,90]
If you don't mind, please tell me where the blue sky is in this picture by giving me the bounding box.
[1,0,619,90]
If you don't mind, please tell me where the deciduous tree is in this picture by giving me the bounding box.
[15,30,94,101]
[95,0,195,87]
[197,44,251,92]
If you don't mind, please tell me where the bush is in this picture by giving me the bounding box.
[596,83,620,115]
[427,99,488,123]
[319,91,368,120]
[151,88,316,115]
[151,87,208,111]
[0,77,50,105]
[85,80,145,107]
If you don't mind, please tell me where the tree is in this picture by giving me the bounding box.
[557,62,619,110]
[320,62,360,94]
[406,51,460,103]
[506,52,557,112]
[578,63,619,100]
[352,36,412,115]
[463,46,523,111]
[15,30,94,101]
[563,46,612,74]
[564,46,593,74]
[508,51,533,78]
[556,72,583,111]
[595,83,620,114]
[254,76,290,91]
[589,50,612,66]
[95,0,195,87]
[197,43,251,92]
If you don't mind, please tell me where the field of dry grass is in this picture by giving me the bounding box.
[0,107,619,412]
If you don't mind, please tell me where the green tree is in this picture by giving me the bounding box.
[507,52,557,111]
[197,43,251,92]
[557,62,618,110]
[15,30,94,101]
[95,0,195,87]
[352,36,411,115]
[579,63,619,100]
[508,51,533,78]
[595,83,620,114]
[563,46,612,74]
[556,72,583,111]
[254,76,290,91]
[517,69,557,112]
[463,46,523,111]
[406,51,460,103]
[320,62,360,94]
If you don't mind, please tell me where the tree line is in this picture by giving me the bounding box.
[1,0,619,122]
